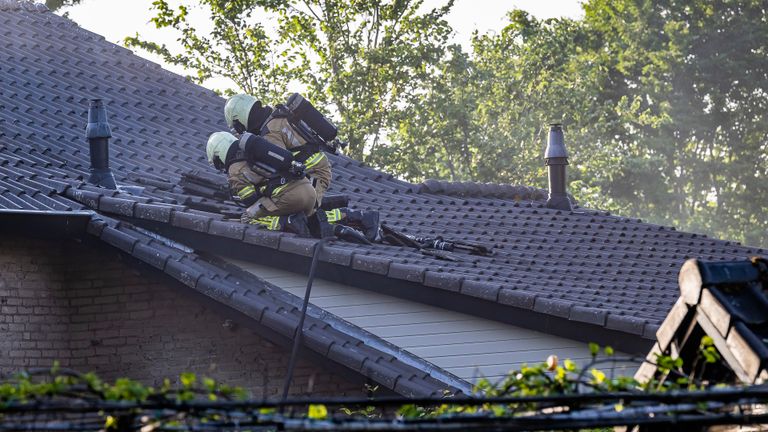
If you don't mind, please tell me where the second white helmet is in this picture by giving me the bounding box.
[206,131,238,170]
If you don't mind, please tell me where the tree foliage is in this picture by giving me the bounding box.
[0,340,728,430]
[119,0,768,247]
[125,0,455,161]
[45,0,83,12]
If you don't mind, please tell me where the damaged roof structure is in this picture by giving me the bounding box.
[1,0,765,397]
[636,257,768,384]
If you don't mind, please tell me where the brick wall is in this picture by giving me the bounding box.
[0,236,364,398]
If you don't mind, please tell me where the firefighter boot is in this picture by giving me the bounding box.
[308,210,336,239]
[333,224,371,245]
[342,208,380,242]
[279,213,312,238]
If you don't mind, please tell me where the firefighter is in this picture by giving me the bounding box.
[206,131,315,237]
[224,93,332,208]
[223,93,380,242]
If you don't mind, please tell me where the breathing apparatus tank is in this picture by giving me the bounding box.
[285,93,338,142]
[239,133,305,178]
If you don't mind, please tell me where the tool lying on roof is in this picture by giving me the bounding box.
[180,170,350,211]
[380,224,493,261]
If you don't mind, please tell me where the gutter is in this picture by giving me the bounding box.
[0,209,93,238]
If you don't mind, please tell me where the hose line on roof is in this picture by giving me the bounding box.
[281,238,327,403]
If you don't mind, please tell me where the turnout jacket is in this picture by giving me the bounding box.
[261,117,332,207]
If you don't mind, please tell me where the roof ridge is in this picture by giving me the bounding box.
[0,0,48,12]
[419,178,550,202]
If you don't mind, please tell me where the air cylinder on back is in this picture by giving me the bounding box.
[239,133,296,175]
[285,93,338,142]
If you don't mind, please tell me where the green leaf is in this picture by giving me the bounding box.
[180,373,196,388]
[588,343,600,357]
[308,404,328,420]
[590,369,606,384]
[563,359,577,372]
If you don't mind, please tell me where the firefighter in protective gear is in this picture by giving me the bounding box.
[224,93,333,209]
[206,131,316,237]
[224,94,381,242]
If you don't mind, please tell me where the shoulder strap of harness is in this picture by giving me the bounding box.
[258,105,292,135]
[224,148,246,171]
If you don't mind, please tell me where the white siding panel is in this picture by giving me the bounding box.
[228,259,636,383]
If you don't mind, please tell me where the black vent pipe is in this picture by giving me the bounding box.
[86,99,117,189]
[544,124,572,211]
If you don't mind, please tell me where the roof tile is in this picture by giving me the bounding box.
[243,226,282,248]
[131,242,170,270]
[605,314,646,335]
[359,357,403,390]
[227,292,270,320]
[568,305,607,326]
[327,342,374,372]
[208,219,246,240]
[98,195,136,217]
[351,254,391,275]
[134,203,173,222]
[99,225,138,254]
[260,309,298,338]
[170,211,212,233]
[278,236,318,257]
[533,297,572,318]
[460,280,502,302]
[387,262,425,284]
[302,323,338,356]
[423,271,463,291]
[66,188,100,209]
[164,258,204,288]
[318,245,355,266]
[498,288,537,310]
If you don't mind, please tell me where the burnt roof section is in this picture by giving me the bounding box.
[0,1,765,353]
[635,258,768,384]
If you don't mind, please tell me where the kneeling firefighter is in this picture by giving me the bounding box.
[224,93,380,242]
[206,131,315,237]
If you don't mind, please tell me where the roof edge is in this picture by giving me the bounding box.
[127,218,657,354]
[0,0,48,12]
[83,214,462,397]
[206,254,474,395]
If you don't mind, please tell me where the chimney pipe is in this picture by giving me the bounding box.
[544,123,572,211]
[86,99,117,189]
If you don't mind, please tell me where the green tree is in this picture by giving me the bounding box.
[120,0,767,246]
[45,0,83,12]
[576,0,768,246]
[383,44,478,180]
[449,1,768,247]
[126,0,455,161]
[125,1,288,100]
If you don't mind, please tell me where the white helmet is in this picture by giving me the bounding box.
[224,94,258,131]
[206,131,238,170]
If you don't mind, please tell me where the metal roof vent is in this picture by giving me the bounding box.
[85,99,117,189]
[544,123,572,211]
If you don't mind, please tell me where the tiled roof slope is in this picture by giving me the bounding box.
[1,1,765,354]
[418,179,549,202]
[0,2,465,397]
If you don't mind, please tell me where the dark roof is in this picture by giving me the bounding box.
[1,0,765,357]
[417,179,549,201]
[0,1,467,397]
[636,258,768,384]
